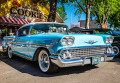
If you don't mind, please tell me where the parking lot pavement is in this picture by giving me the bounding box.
[0,55,120,83]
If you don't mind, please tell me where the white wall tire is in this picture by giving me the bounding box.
[38,49,58,73]
[7,47,13,59]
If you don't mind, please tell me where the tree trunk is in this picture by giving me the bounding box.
[85,0,91,29]
[100,22,105,28]
[100,23,104,28]
[100,20,108,29]
[47,0,57,22]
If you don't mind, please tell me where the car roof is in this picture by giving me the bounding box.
[21,22,67,28]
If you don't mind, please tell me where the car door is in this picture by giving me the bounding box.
[14,26,31,58]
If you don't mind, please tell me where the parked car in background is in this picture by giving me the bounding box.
[78,28,120,57]
[78,29,94,34]
[2,22,114,73]
[94,29,120,57]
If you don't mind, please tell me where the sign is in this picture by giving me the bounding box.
[71,22,80,28]
[10,5,44,19]
[34,19,45,22]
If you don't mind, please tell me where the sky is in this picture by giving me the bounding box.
[64,5,86,28]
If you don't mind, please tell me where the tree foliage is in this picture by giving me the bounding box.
[108,4,120,28]
[35,0,74,22]
[91,0,120,28]
[56,5,67,21]
[73,0,120,28]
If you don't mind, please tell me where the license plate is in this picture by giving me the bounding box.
[92,57,101,65]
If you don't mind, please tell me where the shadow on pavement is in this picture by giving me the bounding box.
[1,55,119,77]
[0,55,99,77]
[107,57,120,65]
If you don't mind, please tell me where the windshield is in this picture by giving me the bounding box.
[31,24,68,35]
[78,31,94,34]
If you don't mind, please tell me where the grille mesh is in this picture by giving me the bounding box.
[61,47,106,59]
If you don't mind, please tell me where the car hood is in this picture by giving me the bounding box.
[33,33,111,46]
[69,34,106,46]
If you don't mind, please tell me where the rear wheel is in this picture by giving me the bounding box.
[7,47,13,59]
[113,46,120,57]
[38,49,58,73]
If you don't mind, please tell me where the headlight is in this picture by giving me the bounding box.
[61,36,74,46]
[109,37,114,44]
[105,37,114,44]
[61,38,68,46]
[67,38,74,45]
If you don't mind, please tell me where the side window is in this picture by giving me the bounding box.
[31,24,50,35]
[18,26,30,37]
[31,25,45,35]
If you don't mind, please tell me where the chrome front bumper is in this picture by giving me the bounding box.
[50,53,114,68]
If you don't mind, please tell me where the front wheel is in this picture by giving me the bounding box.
[38,49,58,73]
[113,46,120,57]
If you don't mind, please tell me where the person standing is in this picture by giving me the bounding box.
[14,27,17,35]
[1,27,6,39]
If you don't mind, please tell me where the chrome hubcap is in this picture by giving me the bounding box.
[38,51,50,72]
[8,48,12,58]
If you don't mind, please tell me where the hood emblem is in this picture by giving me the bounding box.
[85,40,97,44]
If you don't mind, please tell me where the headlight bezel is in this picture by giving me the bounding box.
[105,37,114,44]
[61,36,74,46]
[61,38,68,46]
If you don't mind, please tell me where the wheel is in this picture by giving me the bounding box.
[7,47,13,59]
[113,46,120,57]
[38,49,58,73]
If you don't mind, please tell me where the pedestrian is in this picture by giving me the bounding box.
[1,27,6,39]
[14,27,17,35]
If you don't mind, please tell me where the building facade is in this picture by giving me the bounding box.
[0,0,63,36]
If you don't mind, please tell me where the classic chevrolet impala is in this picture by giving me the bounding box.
[2,22,114,73]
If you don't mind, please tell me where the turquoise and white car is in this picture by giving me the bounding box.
[2,22,114,73]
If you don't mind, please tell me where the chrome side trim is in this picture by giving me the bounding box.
[13,42,52,47]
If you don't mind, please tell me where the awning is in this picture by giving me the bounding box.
[0,16,30,25]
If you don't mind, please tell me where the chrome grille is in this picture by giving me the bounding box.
[61,47,106,59]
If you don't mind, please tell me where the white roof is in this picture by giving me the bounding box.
[20,22,67,28]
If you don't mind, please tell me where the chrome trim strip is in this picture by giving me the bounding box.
[13,42,52,47]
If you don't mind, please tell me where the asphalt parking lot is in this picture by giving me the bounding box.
[0,53,120,83]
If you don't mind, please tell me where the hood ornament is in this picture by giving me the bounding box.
[85,40,97,44]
